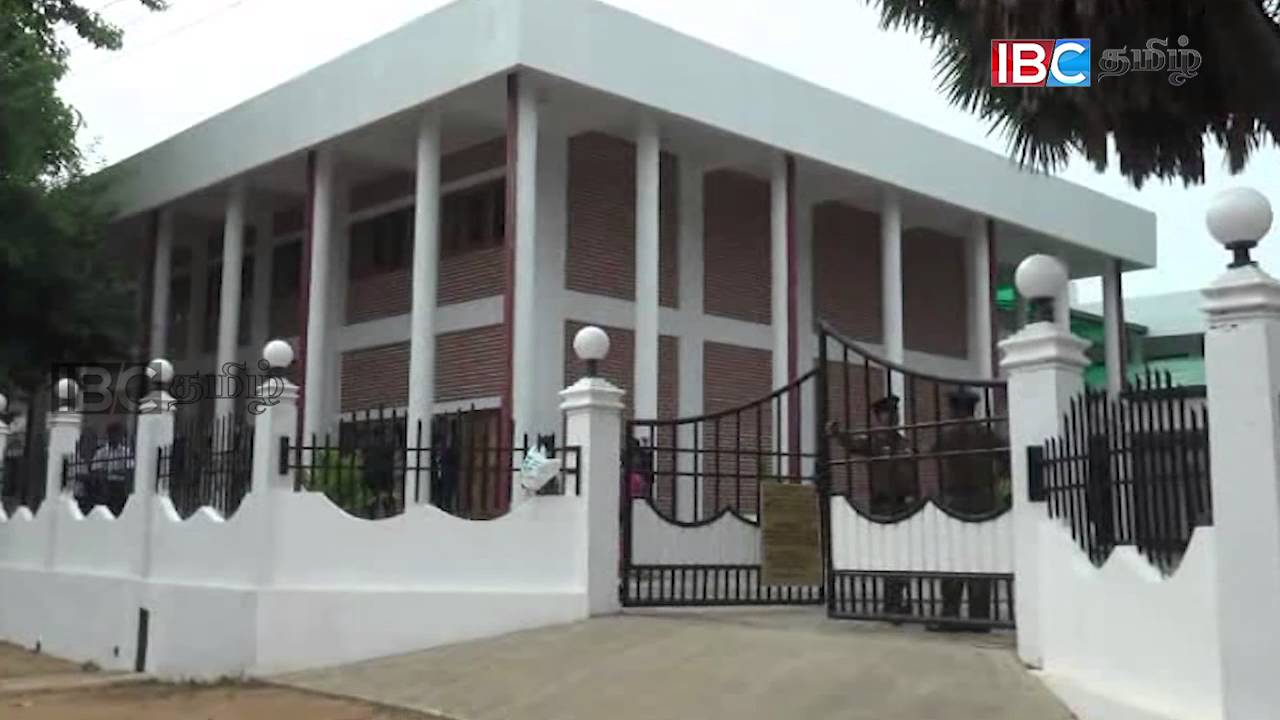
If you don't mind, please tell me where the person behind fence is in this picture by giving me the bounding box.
[89,423,133,513]
[827,394,916,618]
[931,388,1009,630]
[623,436,654,501]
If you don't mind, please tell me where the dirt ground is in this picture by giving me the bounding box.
[0,643,81,680]
[3,682,442,719]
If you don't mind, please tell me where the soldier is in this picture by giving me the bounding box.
[931,388,1010,630]
[828,394,917,618]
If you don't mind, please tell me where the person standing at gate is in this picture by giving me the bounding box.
[931,388,1009,629]
[828,394,916,618]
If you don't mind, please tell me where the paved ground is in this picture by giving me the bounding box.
[279,608,1075,720]
[0,643,81,681]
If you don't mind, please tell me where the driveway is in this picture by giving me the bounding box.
[278,608,1073,720]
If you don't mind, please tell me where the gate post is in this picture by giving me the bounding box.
[253,341,301,495]
[134,359,176,577]
[560,327,625,616]
[998,255,1089,669]
[1201,188,1280,720]
[45,379,83,569]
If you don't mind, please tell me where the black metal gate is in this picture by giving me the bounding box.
[817,322,1015,629]
[621,371,825,607]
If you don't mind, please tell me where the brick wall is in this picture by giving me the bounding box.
[813,201,882,342]
[703,170,771,324]
[903,228,968,357]
[702,342,772,515]
[341,342,410,413]
[345,137,508,325]
[565,132,678,307]
[339,325,506,412]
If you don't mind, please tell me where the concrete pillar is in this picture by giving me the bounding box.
[45,381,82,569]
[250,210,275,350]
[254,342,301,495]
[510,77,540,446]
[302,147,336,441]
[135,361,175,578]
[771,154,790,398]
[1202,261,1280,719]
[1102,259,1126,394]
[968,215,995,378]
[408,110,442,504]
[880,190,905,399]
[215,180,248,420]
[676,158,704,522]
[633,117,660,423]
[149,209,174,360]
[560,328,626,615]
[999,255,1089,669]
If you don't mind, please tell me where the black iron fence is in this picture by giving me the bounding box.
[157,415,254,519]
[1029,371,1212,573]
[62,429,135,516]
[285,406,577,521]
[2,432,47,514]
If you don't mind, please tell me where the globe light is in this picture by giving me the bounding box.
[262,339,295,370]
[55,378,79,410]
[573,326,610,376]
[1206,187,1272,268]
[147,358,174,388]
[1014,254,1068,325]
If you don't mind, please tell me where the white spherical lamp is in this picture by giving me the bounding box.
[54,377,79,410]
[262,340,295,372]
[573,326,610,376]
[146,358,174,389]
[1014,254,1068,325]
[1206,187,1272,268]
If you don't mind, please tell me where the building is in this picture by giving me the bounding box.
[1078,290,1205,386]
[99,0,1155,443]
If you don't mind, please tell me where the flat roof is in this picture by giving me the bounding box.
[106,0,1156,268]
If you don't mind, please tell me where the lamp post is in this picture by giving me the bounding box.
[573,326,610,378]
[1014,254,1069,326]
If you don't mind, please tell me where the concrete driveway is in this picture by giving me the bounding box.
[277,608,1073,720]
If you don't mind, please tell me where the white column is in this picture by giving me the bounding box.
[254,370,300,494]
[560,343,626,616]
[676,158,704,522]
[795,192,817,477]
[1054,258,1071,331]
[0,395,9,505]
[44,384,82,569]
[770,154,790,397]
[134,365,175,578]
[408,110,442,504]
[149,209,174,359]
[1102,259,1125,394]
[999,256,1089,669]
[968,216,994,378]
[633,117,660,422]
[1202,262,1280,720]
[510,80,540,440]
[250,210,275,350]
[215,180,248,419]
[302,147,336,442]
[881,190,905,399]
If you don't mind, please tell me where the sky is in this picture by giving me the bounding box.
[57,0,1280,304]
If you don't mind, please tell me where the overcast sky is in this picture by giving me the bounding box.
[58,0,1280,304]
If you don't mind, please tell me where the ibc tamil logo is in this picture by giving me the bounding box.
[991,39,1091,87]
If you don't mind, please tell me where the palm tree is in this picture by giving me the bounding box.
[868,0,1280,187]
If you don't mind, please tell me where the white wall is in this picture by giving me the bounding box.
[0,489,590,679]
[829,498,1013,573]
[1036,520,1222,720]
[630,499,759,565]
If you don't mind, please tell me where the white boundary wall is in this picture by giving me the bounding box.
[0,489,588,678]
[630,499,759,566]
[1035,520,1222,720]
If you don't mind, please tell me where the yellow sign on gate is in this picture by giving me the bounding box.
[760,481,823,587]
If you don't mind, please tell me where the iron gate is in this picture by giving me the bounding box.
[817,322,1015,629]
[621,370,825,607]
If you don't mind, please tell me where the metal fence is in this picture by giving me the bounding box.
[2,432,47,514]
[285,407,578,520]
[62,429,135,516]
[157,415,254,519]
[1029,371,1212,574]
